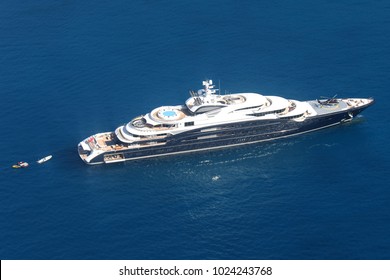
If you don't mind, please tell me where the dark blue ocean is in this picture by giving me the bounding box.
[1,0,389,260]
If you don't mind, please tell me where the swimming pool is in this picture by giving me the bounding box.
[162,110,177,117]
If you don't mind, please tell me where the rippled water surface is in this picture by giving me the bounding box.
[0,0,389,259]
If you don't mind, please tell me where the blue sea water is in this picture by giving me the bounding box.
[1,0,389,260]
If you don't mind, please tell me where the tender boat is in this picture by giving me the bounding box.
[78,80,374,165]
[13,161,29,168]
[37,155,52,164]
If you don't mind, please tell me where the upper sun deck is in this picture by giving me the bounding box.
[185,80,268,113]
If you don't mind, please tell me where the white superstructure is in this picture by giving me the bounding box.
[115,80,316,142]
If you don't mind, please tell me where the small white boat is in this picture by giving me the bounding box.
[37,155,52,164]
[13,161,29,168]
